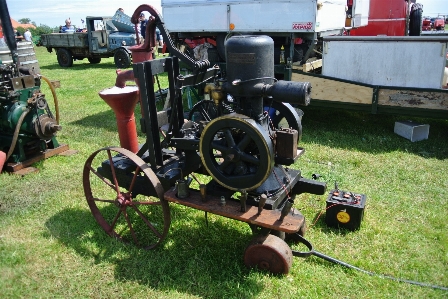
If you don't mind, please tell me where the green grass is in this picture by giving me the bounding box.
[0,46,447,298]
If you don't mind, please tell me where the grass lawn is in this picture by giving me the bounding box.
[0,46,447,298]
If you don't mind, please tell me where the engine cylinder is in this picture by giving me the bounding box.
[225,35,274,96]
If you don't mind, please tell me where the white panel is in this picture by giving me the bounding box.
[322,37,448,89]
[352,0,370,27]
[162,0,347,33]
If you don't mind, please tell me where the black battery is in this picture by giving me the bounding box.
[325,189,366,231]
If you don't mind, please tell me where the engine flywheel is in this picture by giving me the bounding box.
[199,113,274,191]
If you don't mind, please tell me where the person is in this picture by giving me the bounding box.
[24,29,32,42]
[156,27,163,47]
[118,8,124,13]
[14,29,23,41]
[140,13,147,40]
[61,19,75,33]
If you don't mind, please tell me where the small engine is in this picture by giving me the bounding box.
[191,35,319,209]
[0,0,64,172]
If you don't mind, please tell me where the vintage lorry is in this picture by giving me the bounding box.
[40,11,138,68]
[161,0,370,67]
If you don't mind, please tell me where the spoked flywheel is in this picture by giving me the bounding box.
[83,147,171,249]
[199,113,275,191]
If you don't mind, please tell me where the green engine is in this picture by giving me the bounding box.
[0,60,61,165]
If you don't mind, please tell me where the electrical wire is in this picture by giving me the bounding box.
[291,234,448,291]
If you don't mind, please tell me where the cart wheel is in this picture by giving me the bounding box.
[83,147,171,249]
[244,234,293,274]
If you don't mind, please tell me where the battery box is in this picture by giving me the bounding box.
[325,189,366,231]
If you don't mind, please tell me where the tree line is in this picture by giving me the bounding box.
[15,18,61,44]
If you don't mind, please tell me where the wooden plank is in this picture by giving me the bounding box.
[377,89,448,110]
[292,72,373,104]
[164,189,304,233]
[301,59,322,72]
[5,144,70,172]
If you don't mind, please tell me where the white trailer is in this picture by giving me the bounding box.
[291,36,448,119]
[161,0,369,64]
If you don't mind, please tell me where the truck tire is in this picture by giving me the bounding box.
[114,48,131,69]
[409,7,422,36]
[88,57,101,64]
[57,48,73,67]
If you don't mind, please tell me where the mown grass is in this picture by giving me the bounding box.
[0,46,447,298]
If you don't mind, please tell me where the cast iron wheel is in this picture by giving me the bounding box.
[244,234,293,274]
[188,99,234,123]
[264,100,302,133]
[199,114,274,191]
[88,57,101,64]
[188,99,217,123]
[57,48,73,67]
[83,147,171,249]
[114,48,131,68]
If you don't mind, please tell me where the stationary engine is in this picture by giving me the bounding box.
[0,0,64,172]
[194,35,316,209]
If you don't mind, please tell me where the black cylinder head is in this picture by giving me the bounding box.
[225,35,274,96]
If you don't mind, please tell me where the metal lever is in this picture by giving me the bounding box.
[257,194,267,215]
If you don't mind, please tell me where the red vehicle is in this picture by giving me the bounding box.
[347,0,422,36]
[433,18,445,31]
[422,18,431,31]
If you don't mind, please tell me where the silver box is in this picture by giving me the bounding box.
[394,121,429,142]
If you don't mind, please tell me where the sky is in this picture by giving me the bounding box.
[6,0,163,28]
[5,0,448,29]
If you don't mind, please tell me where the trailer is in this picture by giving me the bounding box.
[290,36,448,119]
[162,0,370,66]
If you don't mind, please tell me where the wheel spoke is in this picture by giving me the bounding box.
[211,140,228,152]
[109,209,123,233]
[131,205,163,238]
[236,134,251,151]
[123,209,138,244]
[223,129,236,147]
[90,196,117,204]
[128,165,141,194]
[240,153,260,165]
[87,164,117,192]
[218,159,231,171]
[107,150,121,195]
[198,103,214,121]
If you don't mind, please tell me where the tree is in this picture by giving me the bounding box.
[18,18,31,24]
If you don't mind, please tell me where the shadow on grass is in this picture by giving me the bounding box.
[44,205,266,298]
[301,107,448,159]
[39,61,124,71]
[70,109,118,131]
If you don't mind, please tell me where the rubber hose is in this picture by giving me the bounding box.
[6,107,31,161]
[41,76,60,124]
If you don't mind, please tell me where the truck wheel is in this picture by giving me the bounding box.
[57,48,73,67]
[88,57,101,64]
[114,48,131,68]
[409,7,422,36]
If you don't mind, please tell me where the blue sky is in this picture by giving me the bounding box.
[6,0,163,28]
[6,0,448,28]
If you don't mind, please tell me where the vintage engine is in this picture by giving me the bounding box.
[187,35,323,210]
[0,0,63,172]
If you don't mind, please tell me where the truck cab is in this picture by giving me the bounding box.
[40,12,137,68]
